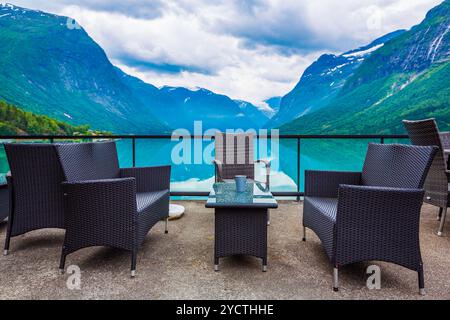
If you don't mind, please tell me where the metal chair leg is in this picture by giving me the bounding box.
[59,250,66,274]
[418,267,425,296]
[214,257,219,272]
[302,226,306,242]
[4,197,13,256]
[438,208,447,237]
[437,207,443,221]
[333,267,339,292]
[165,218,169,234]
[3,229,11,256]
[131,250,137,277]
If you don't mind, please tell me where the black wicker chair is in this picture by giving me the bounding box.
[213,132,270,185]
[3,143,66,255]
[302,143,437,295]
[403,119,450,236]
[213,132,271,224]
[56,141,171,277]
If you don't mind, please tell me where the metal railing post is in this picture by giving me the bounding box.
[132,138,136,168]
[297,138,301,202]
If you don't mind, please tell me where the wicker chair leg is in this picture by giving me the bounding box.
[131,251,137,277]
[3,215,13,256]
[302,226,306,242]
[418,267,425,296]
[438,208,447,237]
[165,218,169,234]
[3,233,11,256]
[437,208,443,221]
[214,257,219,272]
[59,251,66,274]
[333,267,339,292]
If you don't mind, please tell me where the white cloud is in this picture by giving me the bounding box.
[6,0,444,104]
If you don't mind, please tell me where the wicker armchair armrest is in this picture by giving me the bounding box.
[304,170,361,198]
[335,184,424,268]
[255,159,271,186]
[5,171,12,185]
[120,166,171,193]
[62,177,138,251]
[212,159,223,182]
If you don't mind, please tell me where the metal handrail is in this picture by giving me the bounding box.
[0,134,408,139]
[0,134,410,197]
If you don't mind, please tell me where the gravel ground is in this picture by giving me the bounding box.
[0,201,449,300]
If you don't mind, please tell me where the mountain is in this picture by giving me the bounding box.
[156,86,262,131]
[234,100,270,127]
[263,97,282,118]
[0,3,170,134]
[0,100,103,135]
[0,3,268,134]
[280,0,450,134]
[268,30,406,128]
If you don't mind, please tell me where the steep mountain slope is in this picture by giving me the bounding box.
[0,3,269,134]
[0,3,168,134]
[280,0,450,134]
[234,100,270,127]
[263,97,281,118]
[268,30,405,128]
[157,86,260,131]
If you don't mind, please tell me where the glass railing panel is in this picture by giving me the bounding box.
[0,136,410,196]
[265,138,298,193]
[299,139,378,192]
[115,138,133,168]
[384,138,410,145]
[135,138,215,193]
[0,142,8,184]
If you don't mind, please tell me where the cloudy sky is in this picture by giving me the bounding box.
[5,0,444,105]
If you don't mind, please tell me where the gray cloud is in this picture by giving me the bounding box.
[5,0,445,103]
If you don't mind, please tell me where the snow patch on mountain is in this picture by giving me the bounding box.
[343,44,384,58]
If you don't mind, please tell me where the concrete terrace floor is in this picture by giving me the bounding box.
[1,201,450,300]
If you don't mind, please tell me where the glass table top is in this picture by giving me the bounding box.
[205,181,278,208]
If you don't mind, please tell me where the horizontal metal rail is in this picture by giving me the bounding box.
[0,134,408,140]
[0,134,410,198]
[170,191,304,197]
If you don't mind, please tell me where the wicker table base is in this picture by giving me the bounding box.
[214,207,268,272]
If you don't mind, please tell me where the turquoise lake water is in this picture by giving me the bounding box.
[0,138,408,193]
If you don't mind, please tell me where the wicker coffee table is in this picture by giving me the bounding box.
[205,181,278,272]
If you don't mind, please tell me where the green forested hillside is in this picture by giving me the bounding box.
[0,100,100,135]
[281,62,450,134]
[0,4,169,134]
[280,0,450,134]
[0,4,268,134]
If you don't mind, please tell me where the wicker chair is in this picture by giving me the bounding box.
[3,144,66,255]
[403,119,450,236]
[213,132,271,223]
[56,141,171,277]
[213,132,270,184]
[302,143,437,295]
